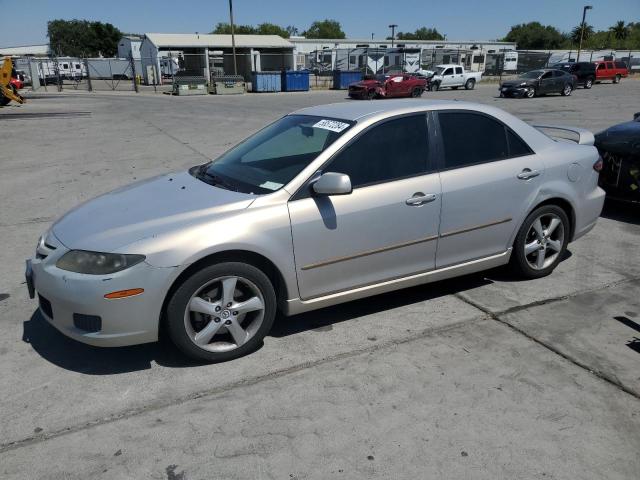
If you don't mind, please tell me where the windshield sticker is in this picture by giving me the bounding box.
[313,119,350,133]
[259,181,284,191]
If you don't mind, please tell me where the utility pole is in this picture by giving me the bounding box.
[228,0,237,75]
[577,5,593,62]
[389,24,397,48]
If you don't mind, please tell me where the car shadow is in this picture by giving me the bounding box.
[270,271,494,337]
[22,311,200,375]
[600,199,640,225]
[23,252,575,374]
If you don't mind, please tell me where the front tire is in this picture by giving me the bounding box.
[166,262,277,362]
[510,205,569,279]
[464,78,475,90]
[584,77,593,89]
[367,89,376,100]
[432,81,440,91]
[525,88,536,98]
[613,74,621,84]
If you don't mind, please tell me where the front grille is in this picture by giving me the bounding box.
[38,294,53,319]
[73,313,102,333]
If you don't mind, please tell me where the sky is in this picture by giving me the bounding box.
[1,0,639,47]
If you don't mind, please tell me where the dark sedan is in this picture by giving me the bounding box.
[595,113,640,204]
[500,69,575,98]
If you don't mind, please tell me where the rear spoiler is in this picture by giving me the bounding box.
[533,124,595,146]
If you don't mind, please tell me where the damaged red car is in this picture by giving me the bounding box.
[348,74,427,100]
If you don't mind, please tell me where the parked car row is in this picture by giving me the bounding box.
[500,60,629,99]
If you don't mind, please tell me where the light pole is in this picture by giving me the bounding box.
[228,0,237,75]
[576,5,593,62]
[388,24,398,48]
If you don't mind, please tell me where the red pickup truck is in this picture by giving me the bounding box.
[594,60,629,84]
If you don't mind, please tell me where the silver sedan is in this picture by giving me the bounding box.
[26,100,605,361]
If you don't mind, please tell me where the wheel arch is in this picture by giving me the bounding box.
[159,249,290,334]
[528,197,576,241]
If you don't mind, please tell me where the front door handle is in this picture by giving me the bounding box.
[517,168,540,180]
[406,193,437,206]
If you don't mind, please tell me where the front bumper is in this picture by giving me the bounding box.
[500,86,528,97]
[27,232,177,347]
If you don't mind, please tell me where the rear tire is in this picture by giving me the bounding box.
[166,262,277,362]
[464,78,476,90]
[584,77,593,89]
[367,89,376,100]
[411,87,423,98]
[561,83,573,96]
[510,205,570,279]
[613,74,621,84]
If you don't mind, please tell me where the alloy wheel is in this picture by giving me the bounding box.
[523,213,565,270]
[563,84,572,96]
[183,275,265,352]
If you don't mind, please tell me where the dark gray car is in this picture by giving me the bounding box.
[500,69,576,98]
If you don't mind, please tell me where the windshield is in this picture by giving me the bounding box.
[520,70,544,79]
[193,115,354,194]
[434,67,446,75]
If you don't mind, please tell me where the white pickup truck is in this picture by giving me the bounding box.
[428,64,482,91]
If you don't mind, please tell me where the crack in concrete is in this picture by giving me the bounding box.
[454,275,640,402]
[134,115,211,162]
[0,315,485,454]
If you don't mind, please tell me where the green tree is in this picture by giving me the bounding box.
[256,23,291,38]
[302,19,346,39]
[394,27,444,41]
[571,22,595,44]
[47,19,122,57]
[212,22,257,34]
[502,22,566,49]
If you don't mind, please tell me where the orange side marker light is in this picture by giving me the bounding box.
[104,288,144,299]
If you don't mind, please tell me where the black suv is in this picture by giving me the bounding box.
[551,62,596,89]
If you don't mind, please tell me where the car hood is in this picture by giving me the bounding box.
[502,78,535,87]
[595,119,640,155]
[350,79,381,88]
[52,171,256,252]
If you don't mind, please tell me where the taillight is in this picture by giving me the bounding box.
[593,157,603,172]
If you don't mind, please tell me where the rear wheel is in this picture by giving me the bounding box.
[166,262,277,362]
[367,89,376,100]
[464,78,476,90]
[613,74,621,84]
[510,205,569,279]
[584,77,593,89]
[561,83,573,96]
[411,87,423,98]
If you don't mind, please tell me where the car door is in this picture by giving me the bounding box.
[553,70,567,92]
[441,68,455,87]
[454,66,464,86]
[539,71,554,94]
[434,110,544,268]
[385,76,403,97]
[288,114,441,300]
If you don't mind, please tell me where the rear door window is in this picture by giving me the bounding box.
[455,67,463,74]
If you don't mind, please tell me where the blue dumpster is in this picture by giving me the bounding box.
[333,70,363,89]
[251,71,281,92]
[281,70,310,91]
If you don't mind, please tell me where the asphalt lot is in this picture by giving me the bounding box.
[1,82,639,479]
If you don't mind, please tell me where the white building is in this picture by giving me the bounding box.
[138,33,295,84]
[0,44,50,57]
[117,36,142,59]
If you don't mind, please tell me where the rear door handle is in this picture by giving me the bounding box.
[406,193,437,206]
[517,168,540,180]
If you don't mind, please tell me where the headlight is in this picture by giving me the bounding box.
[56,250,145,274]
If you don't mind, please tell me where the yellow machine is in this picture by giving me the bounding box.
[1,57,25,106]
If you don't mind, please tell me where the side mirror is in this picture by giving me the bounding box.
[312,172,352,196]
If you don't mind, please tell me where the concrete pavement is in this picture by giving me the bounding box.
[1,83,639,478]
